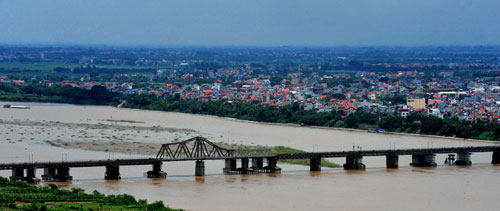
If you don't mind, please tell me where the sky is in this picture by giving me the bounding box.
[0,0,499,47]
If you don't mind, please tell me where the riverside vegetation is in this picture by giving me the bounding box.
[0,177,180,211]
[1,83,500,141]
[272,146,339,167]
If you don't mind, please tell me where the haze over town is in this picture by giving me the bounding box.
[1,0,500,46]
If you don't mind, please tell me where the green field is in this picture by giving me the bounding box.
[0,177,180,211]
[0,63,78,71]
[0,62,176,72]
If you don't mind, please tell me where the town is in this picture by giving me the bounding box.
[1,46,500,124]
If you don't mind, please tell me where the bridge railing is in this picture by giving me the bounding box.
[229,149,274,157]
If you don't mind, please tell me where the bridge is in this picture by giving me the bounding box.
[1,136,500,183]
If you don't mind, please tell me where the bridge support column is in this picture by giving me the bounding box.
[386,155,399,168]
[105,165,121,180]
[54,166,72,182]
[26,167,36,178]
[241,158,249,169]
[240,158,253,174]
[455,151,472,166]
[310,157,321,171]
[42,167,56,180]
[195,160,205,176]
[492,151,500,164]
[10,168,24,181]
[147,162,167,178]
[25,167,40,183]
[223,159,237,173]
[264,157,281,173]
[251,158,264,170]
[343,155,366,170]
[445,154,455,165]
[410,154,436,167]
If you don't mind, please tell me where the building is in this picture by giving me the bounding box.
[398,108,410,117]
[407,97,425,109]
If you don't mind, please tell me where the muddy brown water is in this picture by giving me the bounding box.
[1,102,499,211]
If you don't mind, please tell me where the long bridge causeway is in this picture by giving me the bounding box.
[1,137,500,183]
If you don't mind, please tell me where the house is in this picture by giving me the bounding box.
[398,108,410,117]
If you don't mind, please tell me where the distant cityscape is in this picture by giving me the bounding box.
[1,46,500,123]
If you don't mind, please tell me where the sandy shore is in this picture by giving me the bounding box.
[1,101,497,156]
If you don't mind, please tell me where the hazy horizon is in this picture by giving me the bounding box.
[1,0,499,46]
[3,43,500,49]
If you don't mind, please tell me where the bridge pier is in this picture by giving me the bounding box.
[445,154,455,165]
[42,167,56,180]
[223,158,237,173]
[105,165,121,180]
[386,155,399,168]
[492,151,500,164]
[239,158,254,174]
[54,166,72,182]
[343,155,366,170]
[10,168,24,181]
[10,167,40,183]
[264,157,281,173]
[455,151,472,166]
[25,167,40,183]
[146,162,167,178]
[26,167,36,178]
[251,158,264,170]
[410,154,436,167]
[195,160,205,176]
[310,157,321,171]
[241,158,249,169]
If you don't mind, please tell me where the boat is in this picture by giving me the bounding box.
[3,104,30,109]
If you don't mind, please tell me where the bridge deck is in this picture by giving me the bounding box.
[276,146,500,159]
[0,146,499,170]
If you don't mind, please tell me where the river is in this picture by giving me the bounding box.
[0,102,499,210]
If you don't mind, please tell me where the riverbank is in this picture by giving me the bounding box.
[1,101,496,154]
[1,83,499,142]
[2,99,499,144]
[156,107,499,144]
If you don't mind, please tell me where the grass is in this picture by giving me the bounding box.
[476,131,495,140]
[105,119,145,124]
[14,202,161,211]
[45,140,60,147]
[0,62,79,71]
[358,123,378,130]
[272,146,340,168]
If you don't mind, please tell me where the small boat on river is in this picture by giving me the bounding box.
[3,104,30,109]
